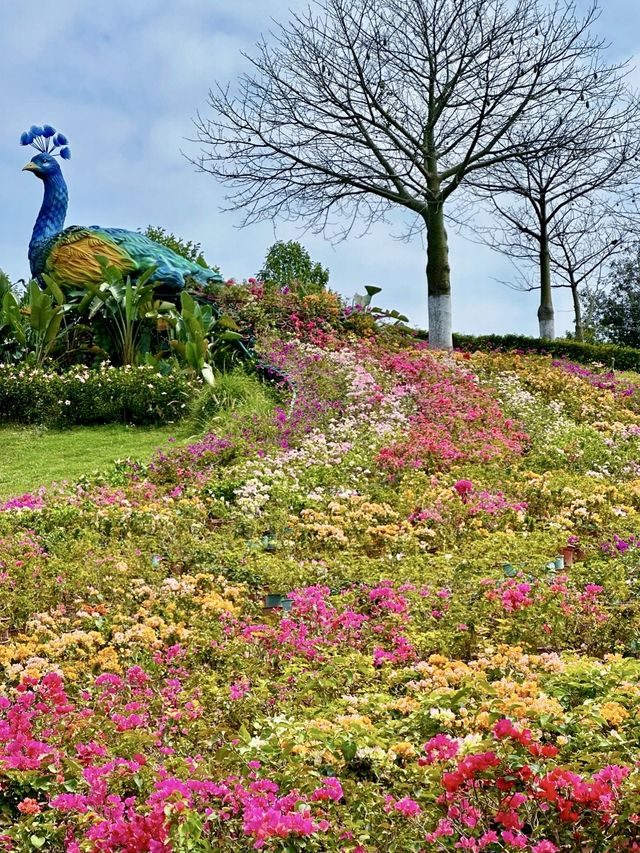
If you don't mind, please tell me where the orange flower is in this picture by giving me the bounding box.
[17,798,41,815]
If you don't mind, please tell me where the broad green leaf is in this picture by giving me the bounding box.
[181,291,196,314]
[44,311,63,345]
[42,273,65,305]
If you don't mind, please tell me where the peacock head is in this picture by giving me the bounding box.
[22,152,64,180]
[20,124,71,180]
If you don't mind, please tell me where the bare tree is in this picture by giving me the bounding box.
[471,76,640,339]
[549,200,635,339]
[194,0,621,348]
[489,199,632,340]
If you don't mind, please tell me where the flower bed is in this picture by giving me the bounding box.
[1,336,640,850]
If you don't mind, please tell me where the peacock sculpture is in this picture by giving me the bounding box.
[21,125,223,297]
[20,124,291,386]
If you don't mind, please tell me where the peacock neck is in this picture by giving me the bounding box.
[28,171,68,275]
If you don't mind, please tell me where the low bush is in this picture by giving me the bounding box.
[0,363,197,426]
[439,332,640,371]
[188,367,277,431]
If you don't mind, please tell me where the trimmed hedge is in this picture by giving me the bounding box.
[0,364,198,426]
[413,331,640,372]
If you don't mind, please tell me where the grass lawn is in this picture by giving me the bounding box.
[0,423,194,500]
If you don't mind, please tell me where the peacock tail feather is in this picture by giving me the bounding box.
[99,228,223,291]
[44,228,137,286]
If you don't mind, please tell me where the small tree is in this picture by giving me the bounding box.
[143,225,214,270]
[195,0,618,348]
[479,195,635,341]
[547,200,632,340]
[588,245,640,347]
[258,240,329,294]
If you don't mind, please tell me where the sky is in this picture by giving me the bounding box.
[1,0,639,335]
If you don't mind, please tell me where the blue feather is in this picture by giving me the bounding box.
[30,125,44,137]
[20,131,33,145]
[42,125,56,137]
[60,147,71,160]
[54,133,68,146]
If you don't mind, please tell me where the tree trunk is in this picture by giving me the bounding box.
[537,215,555,340]
[425,201,452,349]
[570,277,584,341]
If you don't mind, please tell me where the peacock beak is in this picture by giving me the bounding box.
[22,162,38,172]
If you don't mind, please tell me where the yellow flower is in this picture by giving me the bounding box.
[391,697,421,714]
[93,646,122,673]
[335,714,373,729]
[196,591,235,613]
[475,711,491,730]
[389,742,416,759]
[600,701,629,726]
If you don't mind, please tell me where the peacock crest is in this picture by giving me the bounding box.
[20,124,71,159]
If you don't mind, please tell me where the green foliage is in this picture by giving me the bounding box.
[171,292,247,384]
[0,277,68,366]
[258,240,329,294]
[586,249,640,347]
[70,264,175,366]
[143,225,216,270]
[0,269,11,298]
[446,332,640,371]
[351,285,409,326]
[188,368,277,432]
[0,364,196,426]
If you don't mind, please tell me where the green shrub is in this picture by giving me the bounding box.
[0,364,197,426]
[427,332,640,371]
[189,367,277,431]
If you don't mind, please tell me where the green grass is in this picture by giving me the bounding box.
[0,371,278,501]
[615,369,640,384]
[0,423,193,500]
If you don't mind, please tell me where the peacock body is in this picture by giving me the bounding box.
[21,125,223,298]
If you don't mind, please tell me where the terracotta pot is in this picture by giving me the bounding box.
[561,546,575,567]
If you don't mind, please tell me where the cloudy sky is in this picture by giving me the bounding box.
[1,0,638,334]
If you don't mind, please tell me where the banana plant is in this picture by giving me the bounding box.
[351,285,409,325]
[1,278,68,366]
[170,291,245,384]
[352,284,383,310]
[170,291,215,384]
[71,263,174,365]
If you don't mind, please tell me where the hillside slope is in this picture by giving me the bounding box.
[2,331,640,850]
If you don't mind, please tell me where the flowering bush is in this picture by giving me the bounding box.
[0,364,196,425]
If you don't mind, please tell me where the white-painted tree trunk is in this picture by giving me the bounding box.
[539,316,555,340]
[428,293,453,349]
